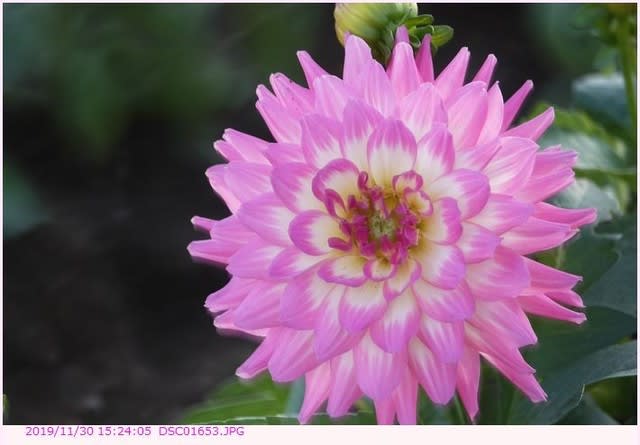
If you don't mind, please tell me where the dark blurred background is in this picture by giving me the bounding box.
[3,3,604,424]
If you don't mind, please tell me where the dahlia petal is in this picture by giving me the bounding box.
[205,277,254,313]
[454,139,501,171]
[219,128,269,162]
[224,162,273,204]
[392,371,419,425]
[456,347,481,421]
[387,41,421,99]
[502,80,533,131]
[518,293,586,324]
[205,164,242,212]
[415,124,454,184]
[517,167,575,202]
[413,279,475,322]
[469,194,533,234]
[188,236,253,265]
[313,75,352,120]
[362,60,396,117]
[525,258,581,291]
[471,300,537,347]
[190,216,215,234]
[428,169,490,219]
[501,217,576,255]
[311,158,360,202]
[482,353,547,403]
[504,106,554,141]
[415,241,465,290]
[227,240,285,279]
[301,114,344,168]
[446,81,488,149]
[234,283,285,330]
[408,338,456,404]
[482,137,537,195]
[418,316,464,363]
[269,247,320,279]
[236,332,280,379]
[268,329,318,382]
[343,100,384,171]
[530,146,578,174]
[466,246,529,301]
[298,363,331,424]
[327,352,362,417]
[374,399,395,425]
[456,222,501,263]
[367,119,417,188]
[533,202,596,229]
[392,171,424,193]
[398,83,448,141]
[318,255,368,287]
[281,267,335,329]
[382,258,421,300]
[545,289,585,308]
[344,35,374,87]
[263,142,305,165]
[314,287,363,361]
[269,73,314,117]
[289,210,342,256]
[465,324,535,373]
[354,333,406,401]
[272,163,323,213]
[256,93,301,143]
[237,193,294,246]
[415,34,434,82]
[297,50,329,88]
[476,82,504,145]
[435,47,470,101]
[364,257,397,282]
[472,54,497,84]
[214,138,264,164]
[424,197,462,244]
[339,281,387,332]
[370,290,420,352]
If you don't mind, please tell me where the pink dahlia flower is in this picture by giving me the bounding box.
[189,28,596,424]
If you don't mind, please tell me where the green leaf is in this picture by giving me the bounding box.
[507,341,637,424]
[557,393,618,424]
[572,73,633,133]
[429,25,454,49]
[552,179,621,224]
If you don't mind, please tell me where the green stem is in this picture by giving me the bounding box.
[453,395,468,425]
[617,16,637,142]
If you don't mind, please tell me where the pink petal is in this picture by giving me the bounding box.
[415,34,434,82]
[311,158,360,202]
[423,197,462,244]
[469,194,533,234]
[472,54,497,84]
[392,171,424,193]
[465,324,535,373]
[354,333,406,401]
[504,106,554,141]
[205,164,242,212]
[343,100,384,171]
[518,293,586,324]
[271,163,323,213]
[476,82,504,145]
[362,60,395,117]
[446,82,488,149]
[224,162,273,204]
[339,281,387,332]
[415,123,455,184]
[418,316,464,363]
[234,283,285,330]
[398,83,448,142]
[408,338,457,404]
[313,75,352,120]
[343,35,374,87]
[456,222,501,263]
[502,80,533,131]
[364,257,397,282]
[227,239,285,279]
[191,215,215,234]
[525,258,581,291]
[413,279,476,322]
[435,47,470,101]
[297,50,329,88]
[205,277,254,313]
[545,289,584,308]
[466,246,530,301]
[281,266,335,329]
[298,363,331,424]
[367,119,417,188]
[370,290,420,352]
[327,352,363,417]
[501,217,576,255]
[237,193,294,246]
[314,287,363,361]
[374,399,395,425]
[256,89,301,143]
[414,241,465,290]
[428,169,490,219]
[269,246,321,279]
[382,258,422,300]
[263,142,305,165]
[482,353,547,403]
[456,346,481,421]
[215,130,269,164]
[387,41,421,99]
[533,202,596,229]
[454,139,501,171]
[318,255,368,287]
[236,332,280,379]
[301,114,344,168]
[482,137,538,195]
[470,300,537,347]
[269,73,314,117]
[517,167,575,203]
[289,210,341,256]
[268,328,318,382]
[392,370,419,425]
